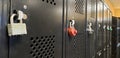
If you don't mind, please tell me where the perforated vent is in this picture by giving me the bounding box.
[42,0,56,5]
[71,34,86,58]
[75,0,84,14]
[30,35,55,58]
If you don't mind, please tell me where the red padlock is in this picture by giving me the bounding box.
[67,20,77,37]
[67,27,77,37]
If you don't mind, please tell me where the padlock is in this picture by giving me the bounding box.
[67,20,77,37]
[67,27,77,37]
[7,14,27,36]
[109,26,112,31]
[86,23,94,34]
[103,25,106,31]
[107,25,109,30]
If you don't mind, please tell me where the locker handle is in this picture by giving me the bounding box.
[97,50,102,56]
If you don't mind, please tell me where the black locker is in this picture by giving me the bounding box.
[112,17,120,58]
[103,5,108,58]
[109,12,112,58]
[0,0,9,58]
[112,17,117,58]
[86,0,97,58]
[116,18,120,58]
[106,9,109,58]
[106,9,110,58]
[9,0,63,58]
[96,0,104,58]
[0,0,114,58]
[65,0,86,58]
[108,10,112,58]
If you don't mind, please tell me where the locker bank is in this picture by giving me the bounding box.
[0,0,119,58]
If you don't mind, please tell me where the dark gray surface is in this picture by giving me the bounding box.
[86,0,97,58]
[65,0,86,58]
[95,1,104,58]
[0,0,9,58]
[103,5,108,58]
[9,0,63,58]
[0,0,113,58]
[116,18,120,58]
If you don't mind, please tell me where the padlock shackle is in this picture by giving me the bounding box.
[69,20,75,28]
[10,14,23,24]
[10,14,16,24]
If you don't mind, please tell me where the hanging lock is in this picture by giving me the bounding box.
[7,10,27,36]
[86,23,94,34]
[103,25,106,31]
[67,20,77,37]
[107,25,110,31]
[109,26,112,31]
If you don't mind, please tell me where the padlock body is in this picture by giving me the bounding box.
[7,23,27,36]
[67,27,77,37]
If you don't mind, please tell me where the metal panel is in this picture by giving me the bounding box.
[112,17,117,58]
[106,9,110,58]
[103,5,107,58]
[86,0,97,58]
[113,18,120,58]
[117,18,120,58]
[109,12,112,58]
[66,0,86,58]
[9,0,63,58]
[107,10,112,58]
[0,0,9,58]
[96,0,104,58]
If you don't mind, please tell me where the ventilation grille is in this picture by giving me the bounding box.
[75,0,84,14]
[42,0,56,5]
[30,35,55,58]
[72,34,86,58]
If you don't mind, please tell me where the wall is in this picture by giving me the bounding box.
[114,9,120,17]
[105,0,115,16]
[105,0,120,17]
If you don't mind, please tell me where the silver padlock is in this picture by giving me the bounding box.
[7,14,27,36]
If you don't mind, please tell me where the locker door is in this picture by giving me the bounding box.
[117,18,120,58]
[96,0,104,58]
[9,0,63,58]
[86,0,97,58]
[109,12,112,58]
[106,9,110,58]
[0,0,9,58]
[108,10,112,58]
[112,17,117,58]
[66,0,86,58]
[103,5,107,58]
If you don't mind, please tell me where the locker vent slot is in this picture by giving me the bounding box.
[30,35,55,58]
[72,34,86,58]
[42,0,56,5]
[75,0,84,14]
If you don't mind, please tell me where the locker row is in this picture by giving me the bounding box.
[0,0,113,58]
[112,17,120,58]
